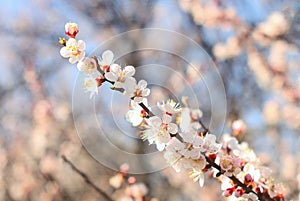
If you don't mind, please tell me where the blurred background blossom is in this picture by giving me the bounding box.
[1,0,300,200]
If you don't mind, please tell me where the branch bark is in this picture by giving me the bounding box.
[61,155,115,201]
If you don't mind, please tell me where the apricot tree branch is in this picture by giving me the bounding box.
[61,155,115,201]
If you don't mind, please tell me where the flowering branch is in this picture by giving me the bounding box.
[61,155,115,201]
[59,22,287,201]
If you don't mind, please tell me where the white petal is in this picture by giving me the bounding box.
[105,72,118,81]
[124,78,137,90]
[205,134,216,142]
[69,56,77,64]
[113,81,124,88]
[77,40,86,50]
[138,80,147,89]
[156,143,166,151]
[65,23,69,32]
[141,88,150,96]
[193,136,204,146]
[60,47,70,58]
[199,173,205,187]
[150,116,162,128]
[126,110,135,121]
[168,123,178,134]
[77,60,85,71]
[102,50,114,65]
[124,65,135,77]
[66,38,76,46]
[134,97,143,103]
[132,116,143,127]
[78,51,85,61]
[126,110,143,127]
[158,132,171,143]
[162,114,172,124]
[110,64,121,74]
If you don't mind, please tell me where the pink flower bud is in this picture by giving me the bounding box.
[223,187,235,197]
[120,163,130,175]
[232,120,246,136]
[244,173,254,184]
[128,176,136,184]
[234,187,244,197]
[65,22,79,38]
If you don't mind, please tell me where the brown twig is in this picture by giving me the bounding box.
[61,155,115,201]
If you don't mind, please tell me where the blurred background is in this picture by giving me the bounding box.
[1,0,300,200]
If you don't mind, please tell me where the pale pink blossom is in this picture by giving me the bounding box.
[65,22,79,38]
[126,99,149,127]
[98,50,114,72]
[104,64,136,90]
[60,38,85,63]
[157,99,181,115]
[77,57,97,75]
[83,76,101,99]
[143,114,178,151]
[125,79,150,103]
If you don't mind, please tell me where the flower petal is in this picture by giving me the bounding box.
[156,143,166,151]
[66,38,76,46]
[124,65,135,77]
[110,64,121,74]
[78,51,85,61]
[138,80,147,89]
[60,47,70,58]
[69,56,77,64]
[168,123,178,134]
[77,40,86,50]
[158,132,171,143]
[162,114,172,124]
[141,88,150,96]
[199,173,205,187]
[150,116,162,128]
[134,97,143,103]
[113,81,124,89]
[105,72,118,82]
[102,50,114,65]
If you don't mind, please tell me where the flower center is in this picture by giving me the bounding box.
[118,71,126,82]
[161,123,168,131]
[140,110,147,118]
[68,45,81,56]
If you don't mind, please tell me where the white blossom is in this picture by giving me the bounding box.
[219,155,242,177]
[142,114,178,151]
[200,134,222,153]
[77,57,97,75]
[83,76,100,99]
[125,183,148,198]
[126,99,149,127]
[60,38,85,63]
[104,64,136,90]
[157,99,181,115]
[164,137,186,172]
[125,80,150,103]
[98,50,114,72]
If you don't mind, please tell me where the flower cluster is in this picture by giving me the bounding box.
[59,23,287,201]
[59,23,150,101]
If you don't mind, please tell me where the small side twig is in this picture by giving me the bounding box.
[61,155,115,201]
